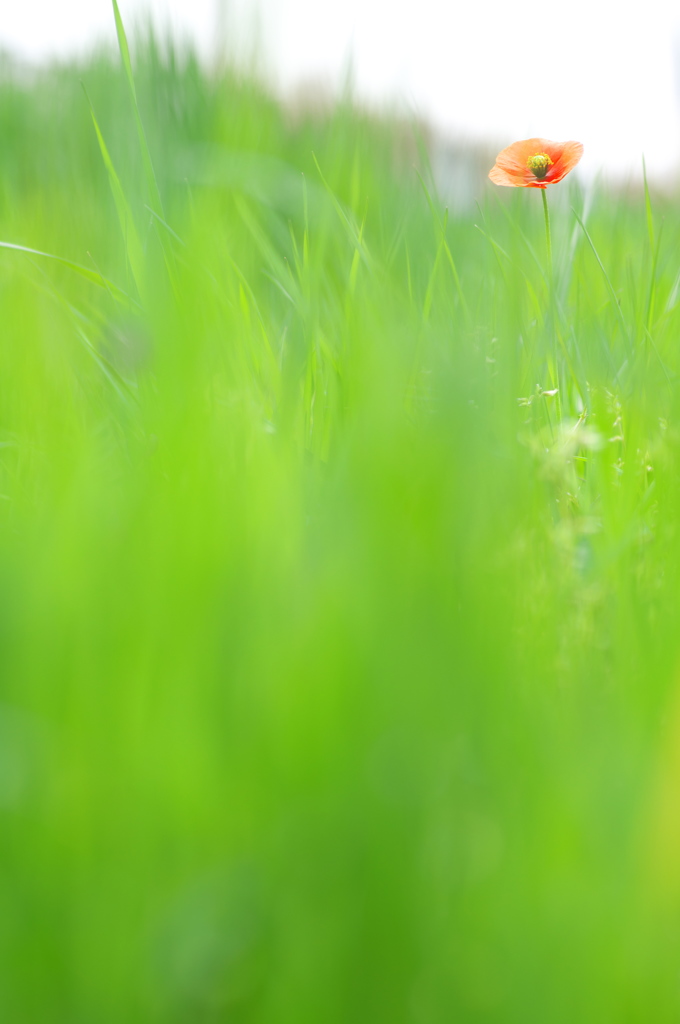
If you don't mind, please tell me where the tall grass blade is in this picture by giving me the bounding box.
[111,0,164,218]
[0,239,138,308]
[83,85,146,297]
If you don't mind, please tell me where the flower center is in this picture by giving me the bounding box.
[526,153,553,179]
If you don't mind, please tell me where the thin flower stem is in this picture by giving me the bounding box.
[541,187,559,402]
[541,188,552,282]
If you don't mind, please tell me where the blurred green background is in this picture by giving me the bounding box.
[1,14,680,1022]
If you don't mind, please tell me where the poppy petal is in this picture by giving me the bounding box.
[495,138,546,176]
[545,141,584,183]
[489,138,583,188]
[488,164,523,186]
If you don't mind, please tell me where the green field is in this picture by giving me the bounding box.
[1,9,680,1021]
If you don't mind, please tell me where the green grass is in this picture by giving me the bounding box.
[1,14,680,1022]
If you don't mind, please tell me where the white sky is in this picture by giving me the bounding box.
[2,0,679,184]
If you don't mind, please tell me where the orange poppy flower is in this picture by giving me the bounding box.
[489,138,583,188]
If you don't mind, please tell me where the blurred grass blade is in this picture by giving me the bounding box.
[0,239,138,308]
[573,206,631,348]
[111,0,164,217]
[144,205,186,248]
[416,169,468,319]
[312,152,372,269]
[83,84,146,298]
[642,156,655,252]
